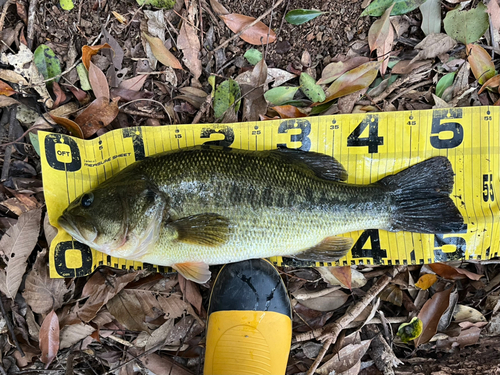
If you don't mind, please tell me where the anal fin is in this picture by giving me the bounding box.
[294,236,353,261]
[173,262,211,284]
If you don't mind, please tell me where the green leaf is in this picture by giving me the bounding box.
[76,63,91,91]
[361,0,427,16]
[299,72,326,103]
[29,133,40,156]
[436,72,456,97]
[397,317,423,343]
[285,9,326,25]
[244,49,263,65]
[214,79,241,120]
[60,0,74,10]
[444,3,489,44]
[310,101,335,115]
[419,0,441,36]
[33,45,61,85]
[136,0,175,8]
[264,86,300,106]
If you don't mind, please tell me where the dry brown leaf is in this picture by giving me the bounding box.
[0,95,20,108]
[82,44,111,70]
[415,286,453,346]
[145,319,174,351]
[209,0,229,15]
[241,58,268,121]
[23,249,72,314]
[467,44,496,85]
[323,61,381,104]
[411,34,457,63]
[379,283,403,306]
[43,214,57,248]
[118,74,147,91]
[488,0,500,31]
[328,266,352,289]
[0,208,41,300]
[59,323,95,349]
[177,4,202,81]
[129,348,193,375]
[317,57,370,85]
[0,80,15,96]
[178,275,203,314]
[391,59,432,74]
[49,113,84,139]
[478,74,500,94]
[158,295,190,320]
[39,310,59,369]
[294,288,348,312]
[142,32,183,70]
[429,263,483,280]
[316,340,372,375]
[271,105,306,118]
[368,4,395,53]
[63,270,137,325]
[52,82,66,108]
[88,61,110,99]
[75,96,119,138]
[219,13,276,45]
[107,287,161,332]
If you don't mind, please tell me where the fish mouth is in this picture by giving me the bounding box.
[58,214,97,244]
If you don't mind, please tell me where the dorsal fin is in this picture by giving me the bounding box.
[270,148,347,182]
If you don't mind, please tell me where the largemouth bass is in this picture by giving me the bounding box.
[58,147,464,283]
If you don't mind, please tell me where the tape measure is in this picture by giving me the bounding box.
[40,107,500,278]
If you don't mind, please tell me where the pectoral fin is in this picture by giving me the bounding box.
[167,213,230,246]
[173,261,211,284]
[294,236,354,261]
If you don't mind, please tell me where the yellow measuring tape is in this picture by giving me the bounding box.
[40,107,499,278]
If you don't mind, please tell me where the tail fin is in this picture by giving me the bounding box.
[379,157,464,234]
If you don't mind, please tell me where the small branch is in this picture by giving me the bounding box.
[0,291,25,357]
[302,265,407,375]
[387,79,433,105]
[212,0,285,53]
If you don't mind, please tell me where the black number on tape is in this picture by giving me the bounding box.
[53,241,93,277]
[123,128,146,161]
[277,119,311,151]
[483,174,495,202]
[347,114,383,153]
[433,226,468,262]
[200,126,235,147]
[44,134,81,172]
[350,229,387,263]
[430,109,464,149]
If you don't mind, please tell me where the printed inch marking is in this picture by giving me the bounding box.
[53,241,93,277]
[277,119,312,151]
[483,173,495,202]
[44,134,82,172]
[200,126,235,147]
[350,229,387,263]
[430,108,464,149]
[123,127,146,160]
[346,114,383,153]
[433,225,468,262]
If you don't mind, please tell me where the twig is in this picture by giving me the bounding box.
[191,93,212,124]
[26,0,38,49]
[302,265,406,375]
[387,79,433,105]
[1,108,17,182]
[0,0,13,33]
[119,107,166,119]
[212,0,285,53]
[0,291,25,357]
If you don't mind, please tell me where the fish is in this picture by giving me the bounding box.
[58,146,464,284]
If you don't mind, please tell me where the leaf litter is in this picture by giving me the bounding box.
[0,0,500,373]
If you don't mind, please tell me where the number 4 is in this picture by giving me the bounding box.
[347,115,383,153]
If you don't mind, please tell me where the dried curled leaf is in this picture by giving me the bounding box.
[415,287,453,347]
[74,97,119,138]
[429,263,483,280]
[39,310,60,369]
[81,44,111,70]
[219,13,276,45]
[467,44,496,85]
[142,32,183,70]
[0,208,42,300]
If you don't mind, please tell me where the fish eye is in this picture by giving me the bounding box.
[81,193,94,208]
